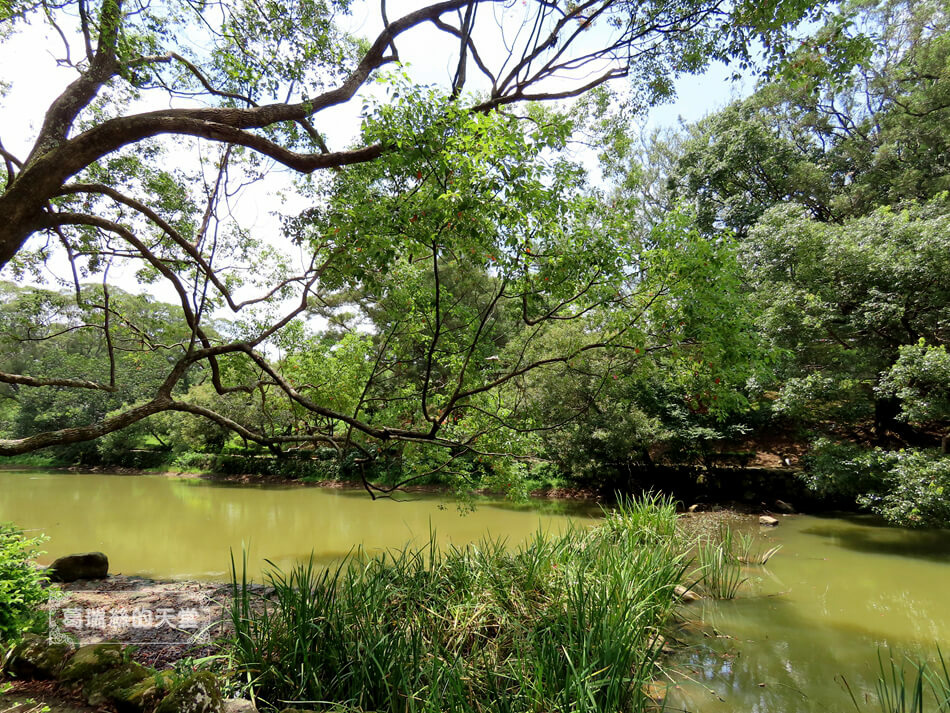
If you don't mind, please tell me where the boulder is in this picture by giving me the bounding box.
[122,670,178,713]
[48,552,109,582]
[155,671,222,713]
[60,642,124,683]
[674,584,702,603]
[759,515,780,527]
[3,633,74,679]
[84,661,151,708]
[223,699,259,713]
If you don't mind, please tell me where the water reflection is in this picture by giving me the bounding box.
[0,470,598,581]
[668,515,950,712]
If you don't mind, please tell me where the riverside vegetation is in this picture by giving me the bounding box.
[3,498,950,712]
[226,497,688,713]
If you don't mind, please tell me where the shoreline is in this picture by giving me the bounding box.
[2,462,605,501]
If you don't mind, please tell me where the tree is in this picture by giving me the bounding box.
[0,0,820,486]
[665,0,950,234]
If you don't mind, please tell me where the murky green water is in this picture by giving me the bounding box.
[0,470,598,580]
[2,470,948,711]
[669,514,950,712]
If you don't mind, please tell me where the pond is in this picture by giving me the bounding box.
[0,470,599,580]
[2,469,948,711]
[668,513,950,712]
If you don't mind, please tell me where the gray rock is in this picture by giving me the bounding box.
[155,671,222,713]
[3,633,74,679]
[674,584,702,602]
[48,552,109,582]
[759,515,780,527]
[223,699,258,713]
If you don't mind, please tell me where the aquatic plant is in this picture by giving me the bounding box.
[841,646,950,713]
[734,530,782,565]
[227,496,688,712]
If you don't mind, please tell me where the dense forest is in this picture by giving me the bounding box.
[0,0,947,526]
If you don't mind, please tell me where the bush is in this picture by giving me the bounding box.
[859,450,950,528]
[0,523,50,642]
[803,439,950,527]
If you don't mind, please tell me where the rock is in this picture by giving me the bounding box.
[674,584,702,603]
[774,499,796,514]
[759,515,780,527]
[642,680,668,703]
[122,670,178,713]
[48,552,109,582]
[223,699,258,713]
[60,642,124,683]
[84,661,150,708]
[3,633,74,679]
[155,671,222,713]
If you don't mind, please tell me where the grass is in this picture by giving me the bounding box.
[842,647,950,713]
[227,494,689,713]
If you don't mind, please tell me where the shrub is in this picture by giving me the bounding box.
[803,439,950,527]
[0,523,50,642]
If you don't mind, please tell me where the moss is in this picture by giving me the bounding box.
[122,670,178,713]
[155,671,222,713]
[84,661,150,707]
[3,633,74,680]
[59,642,124,683]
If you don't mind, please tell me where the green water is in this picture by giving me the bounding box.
[669,514,950,712]
[2,470,948,711]
[0,470,598,580]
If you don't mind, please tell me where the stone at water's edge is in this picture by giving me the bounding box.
[222,699,258,713]
[4,633,74,679]
[48,552,109,582]
[155,671,222,713]
[759,515,780,527]
[674,584,702,602]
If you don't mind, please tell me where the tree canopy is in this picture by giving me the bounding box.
[0,0,822,481]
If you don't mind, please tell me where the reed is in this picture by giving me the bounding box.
[227,496,688,712]
[694,526,747,600]
[841,646,950,713]
[734,531,782,565]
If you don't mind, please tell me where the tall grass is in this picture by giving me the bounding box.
[694,526,747,600]
[227,495,688,712]
[842,647,950,713]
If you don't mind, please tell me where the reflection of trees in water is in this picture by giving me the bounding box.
[800,522,950,564]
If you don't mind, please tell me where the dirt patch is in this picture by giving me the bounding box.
[45,576,234,670]
[0,680,102,713]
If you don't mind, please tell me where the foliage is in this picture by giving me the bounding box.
[668,0,950,235]
[803,439,950,527]
[878,342,950,437]
[0,0,823,479]
[0,522,49,642]
[227,496,688,713]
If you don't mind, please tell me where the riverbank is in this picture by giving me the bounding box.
[6,498,714,713]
